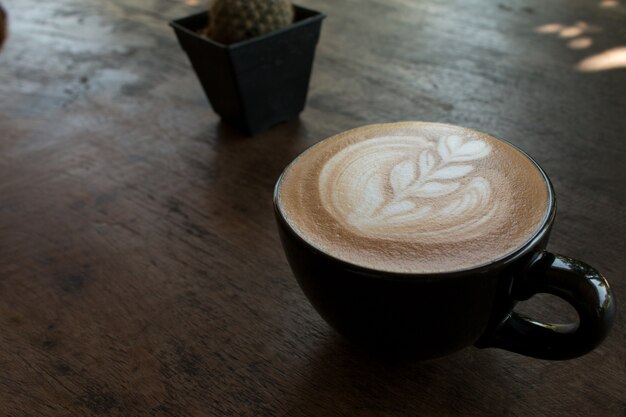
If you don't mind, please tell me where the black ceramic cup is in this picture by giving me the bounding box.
[273,138,615,360]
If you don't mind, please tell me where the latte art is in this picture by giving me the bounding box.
[319,135,497,243]
[276,122,550,273]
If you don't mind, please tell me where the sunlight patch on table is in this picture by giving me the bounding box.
[577,47,626,72]
[567,37,593,50]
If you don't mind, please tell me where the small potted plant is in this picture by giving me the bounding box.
[170,0,325,135]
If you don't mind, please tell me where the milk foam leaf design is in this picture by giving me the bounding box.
[377,135,492,223]
[360,173,386,216]
[384,205,432,224]
[428,164,474,180]
[438,135,491,163]
[390,160,416,194]
[380,200,416,217]
[406,181,460,198]
[419,150,436,177]
[396,135,491,199]
[437,135,460,161]
[441,178,491,216]
[317,133,497,243]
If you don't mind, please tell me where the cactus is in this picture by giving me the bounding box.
[205,0,294,44]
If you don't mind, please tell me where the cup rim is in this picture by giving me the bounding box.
[273,122,557,279]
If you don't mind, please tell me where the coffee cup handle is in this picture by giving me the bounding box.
[479,251,615,360]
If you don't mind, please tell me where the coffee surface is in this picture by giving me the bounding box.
[276,122,550,273]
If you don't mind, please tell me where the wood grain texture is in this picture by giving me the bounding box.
[0,0,624,416]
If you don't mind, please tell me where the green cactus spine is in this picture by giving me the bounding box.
[206,0,294,44]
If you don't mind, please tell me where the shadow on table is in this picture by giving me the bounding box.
[208,117,310,206]
[212,118,310,181]
[286,334,514,416]
[173,118,312,254]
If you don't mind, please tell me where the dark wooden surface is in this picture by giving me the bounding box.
[1,0,625,415]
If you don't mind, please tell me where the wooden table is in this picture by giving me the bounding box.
[1,0,624,415]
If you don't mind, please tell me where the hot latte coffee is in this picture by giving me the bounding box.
[276,122,550,273]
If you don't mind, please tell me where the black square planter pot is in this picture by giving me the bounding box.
[170,6,325,135]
